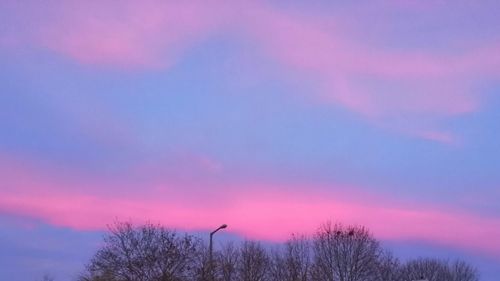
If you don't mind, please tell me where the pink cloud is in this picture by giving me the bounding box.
[29,0,230,69]
[241,4,487,117]
[1,156,499,259]
[3,0,499,142]
[235,3,497,142]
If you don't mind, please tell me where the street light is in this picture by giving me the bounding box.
[209,224,227,281]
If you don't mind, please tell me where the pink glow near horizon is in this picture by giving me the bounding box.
[1,156,499,259]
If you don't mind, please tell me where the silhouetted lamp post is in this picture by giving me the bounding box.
[209,224,227,281]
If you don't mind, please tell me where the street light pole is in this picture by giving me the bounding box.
[209,224,227,281]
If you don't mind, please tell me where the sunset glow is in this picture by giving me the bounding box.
[1,0,500,280]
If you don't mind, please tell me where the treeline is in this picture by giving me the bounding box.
[78,221,479,281]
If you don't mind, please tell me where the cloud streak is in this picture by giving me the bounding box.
[1,155,499,259]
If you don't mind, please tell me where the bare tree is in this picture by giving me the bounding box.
[193,242,211,281]
[268,247,287,281]
[269,234,311,281]
[77,220,480,281]
[79,221,201,281]
[217,242,240,281]
[373,250,401,281]
[450,260,479,281]
[237,241,269,281]
[401,258,479,281]
[401,258,453,281]
[311,222,381,281]
[284,234,311,281]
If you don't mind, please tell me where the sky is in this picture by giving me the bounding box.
[1,0,500,280]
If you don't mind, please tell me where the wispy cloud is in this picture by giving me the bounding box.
[2,0,498,142]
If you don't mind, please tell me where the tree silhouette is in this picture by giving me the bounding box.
[78,221,479,281]
[79,222,201,281]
